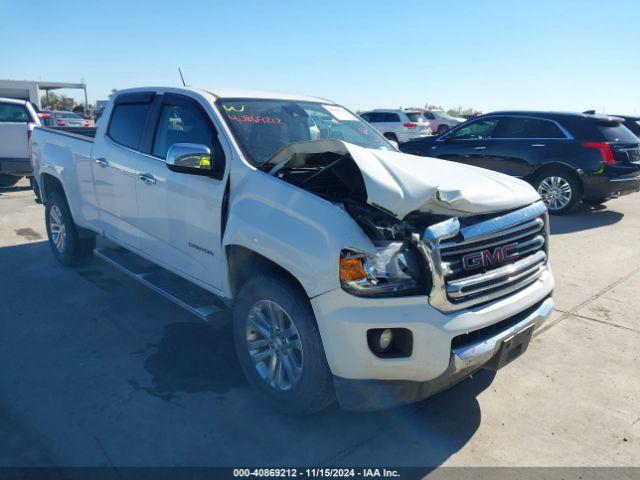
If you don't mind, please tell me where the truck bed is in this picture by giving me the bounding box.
[39,126,97,140]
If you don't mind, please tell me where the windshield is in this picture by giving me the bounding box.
[216,98,394,164]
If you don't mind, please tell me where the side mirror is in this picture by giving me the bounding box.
[443,134,455,143]
[166,143,213,175]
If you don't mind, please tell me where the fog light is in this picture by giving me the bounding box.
[378,328,393,350]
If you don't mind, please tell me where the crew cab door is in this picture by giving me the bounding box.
[91,92,156,248]
[429,117,499,165]
[133,93,228,291]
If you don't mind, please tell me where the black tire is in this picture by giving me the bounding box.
[232,273,335,415]
[45,191,95,266]
[0,174,20,188]
[383,132,399,143]
[437,124,449,134]
[534,168,581,215]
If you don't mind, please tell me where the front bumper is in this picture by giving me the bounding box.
[332,295,554,410]
[0,157,33,176]
[311,264,554,384]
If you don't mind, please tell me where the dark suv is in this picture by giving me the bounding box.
[400,111,640,214]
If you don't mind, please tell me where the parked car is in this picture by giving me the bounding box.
[400,111,640,214]
[31,87,554,414]
[0,97,40,188]
[47,110,94,128]
[421,110,463,134]
[615,115,640,138]
[359,109,432,143]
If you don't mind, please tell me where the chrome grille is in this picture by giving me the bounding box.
[418,201,549,312]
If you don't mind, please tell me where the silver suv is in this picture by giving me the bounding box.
[360,109,432,143]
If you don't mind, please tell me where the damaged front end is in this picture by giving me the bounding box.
[267,140,550,310]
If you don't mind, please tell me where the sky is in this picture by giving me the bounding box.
[1,0,639,114]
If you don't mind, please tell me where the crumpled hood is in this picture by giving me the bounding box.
[267,140,541,218]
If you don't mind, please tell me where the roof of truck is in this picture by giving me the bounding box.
[113,86,333,104]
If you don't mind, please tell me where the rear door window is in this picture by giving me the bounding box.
[108,103,152,149]
[0,103,31,123]
[493,117,565,139]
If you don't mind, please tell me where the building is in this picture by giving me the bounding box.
[0,79,88,109]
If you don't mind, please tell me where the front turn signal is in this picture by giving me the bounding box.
[339,254,367,282]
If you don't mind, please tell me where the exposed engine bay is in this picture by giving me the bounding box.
[273,151,444,297]
[273,151,449,241]
[266,140,538,297]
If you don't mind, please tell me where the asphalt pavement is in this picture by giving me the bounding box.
[0,178,638,471]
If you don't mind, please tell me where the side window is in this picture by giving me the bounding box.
[493,117,565,139]
[108,103,151,149]
[450,118,499,140]
[368,112,383,123]
[153,103,214,159]
[524,119,565,138]
[0,103,31,123]
[385,113,401,122]
[360,113,371,121]
[423,112,435,120]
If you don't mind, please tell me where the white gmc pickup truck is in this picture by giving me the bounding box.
[31,87,555,414]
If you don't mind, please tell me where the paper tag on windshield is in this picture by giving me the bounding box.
[323,105,358,121]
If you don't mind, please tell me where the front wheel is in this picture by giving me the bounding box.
[232,273,335,415]
[535,170,581,214]
[45,191,95,266]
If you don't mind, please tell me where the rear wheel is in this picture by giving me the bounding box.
[45,191,95,266]
[232,273,335,415]
[0,174,20,188]
[437,124,449,134]
[535,169,581,214]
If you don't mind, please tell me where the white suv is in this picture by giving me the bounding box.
[360,109,432,143]
[421,110,463,134]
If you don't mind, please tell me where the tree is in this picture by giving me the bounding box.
[41,92,60,109]
[109,88,118,97]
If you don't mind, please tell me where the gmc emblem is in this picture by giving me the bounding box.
[462,243,520,271]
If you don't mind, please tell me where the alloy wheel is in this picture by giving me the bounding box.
[245,300,303,391]
[537,176,572,211]
[49,205,67,253]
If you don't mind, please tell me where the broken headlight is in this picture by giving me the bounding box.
[339,242,430,297]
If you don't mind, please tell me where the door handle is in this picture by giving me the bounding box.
[531,144,546,147]
[138,173,156,185]
[474,146,486,150]
[94,157,109,167]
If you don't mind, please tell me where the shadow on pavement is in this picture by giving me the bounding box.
[0,240,490,471]
[0,185,32,195]
[549,203,624,235]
